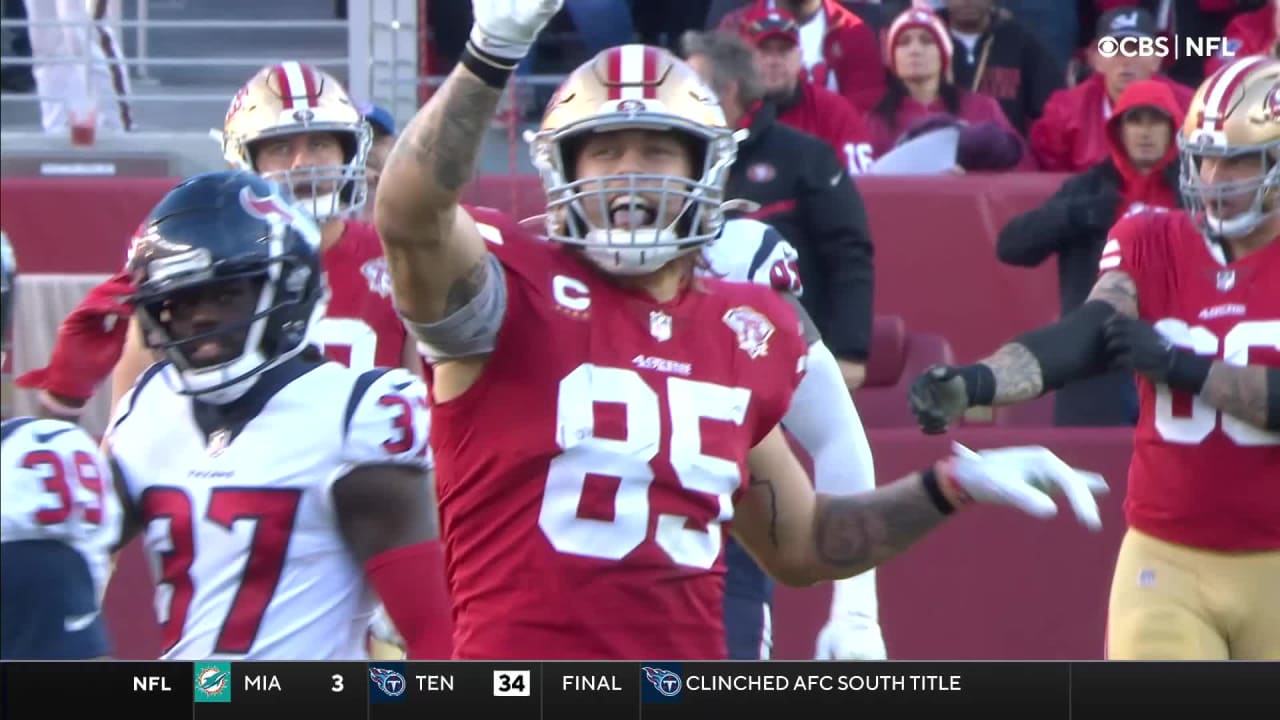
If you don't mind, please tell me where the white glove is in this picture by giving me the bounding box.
[470,0,565,61]
[815,612,887,660]
[948,442,1109,530]
[368,604,405,648]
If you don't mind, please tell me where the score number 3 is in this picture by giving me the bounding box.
[538,364,751,571]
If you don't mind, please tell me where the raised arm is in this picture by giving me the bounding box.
[374,1,561,328]
[908,270,1138,433]
[373,66,495,325]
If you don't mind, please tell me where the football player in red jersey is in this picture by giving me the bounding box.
[17,62,422,418]
[910,55,1280,660]
[373,0,1108,661]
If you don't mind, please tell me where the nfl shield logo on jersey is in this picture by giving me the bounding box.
[650,310,672,342]
[1216,269,1236,292]
[206,429,232,457]
[723,306,775,359]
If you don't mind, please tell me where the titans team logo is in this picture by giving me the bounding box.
[642,666,682,698]
[370,667,407,697]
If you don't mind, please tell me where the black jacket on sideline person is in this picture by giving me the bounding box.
[996,159,1182,427]
[939,6,1064,136]
[725,102,875,363]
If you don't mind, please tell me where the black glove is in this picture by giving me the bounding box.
[908,364,994,435]
[1103,314,1213,393]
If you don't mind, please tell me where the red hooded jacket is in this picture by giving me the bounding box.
[1204,3,1277,77]
[1030,72,1194,172]
[1105,79,1184,220]
[721,0,886,111]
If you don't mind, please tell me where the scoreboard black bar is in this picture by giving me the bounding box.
[2,661,1277,719]
[636,661,1069,719]
[1,661,192,716]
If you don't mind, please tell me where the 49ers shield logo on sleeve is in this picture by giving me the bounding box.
[723,306,774,359]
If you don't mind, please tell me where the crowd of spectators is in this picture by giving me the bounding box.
[418,0,1272,427]
[3,0,1275,431]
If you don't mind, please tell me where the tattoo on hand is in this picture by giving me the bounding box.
[814,478,948,573]
[982,343,1045,403]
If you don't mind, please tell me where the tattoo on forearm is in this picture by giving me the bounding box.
[389,68,503,195]
[1087,271,1139,318]
[814,476,948,573]
[748,476,780,548]
[1201,363,1271,429]
[443,258,490,316]
[981,343,1045,404]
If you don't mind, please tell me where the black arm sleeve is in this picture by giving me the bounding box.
[801,143,874,361]
[1012,299,1115,392]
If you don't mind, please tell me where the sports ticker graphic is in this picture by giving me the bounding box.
[0,661,1274,718]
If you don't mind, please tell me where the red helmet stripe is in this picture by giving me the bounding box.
[642,46,660,99]
[1199,55,1267,132]
[272,64,295,109]
[606,47,623,100]
[298,63,320,108]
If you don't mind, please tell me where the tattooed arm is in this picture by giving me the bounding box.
[373,64,499,326]
[733,427,956,585]
[1199,364,1275,430]
[977,271,1141,404]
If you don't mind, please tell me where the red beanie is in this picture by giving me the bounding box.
[886,8,954,81]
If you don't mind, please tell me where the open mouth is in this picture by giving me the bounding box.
[609,196,658,229]
[186,336,238,368]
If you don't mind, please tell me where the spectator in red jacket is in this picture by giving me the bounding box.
[1204,0,1278,76]
[996,79,1184,426]
[719,0,886,111]
[1031,7,1194,172]
[739,4,876,174]
[864,7,1032,171]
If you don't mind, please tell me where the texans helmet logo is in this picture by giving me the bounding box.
[239,186,299,226]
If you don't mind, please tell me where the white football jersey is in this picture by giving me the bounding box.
[703,218,803,294]
[106,360,431,660]
[1,417,120,593]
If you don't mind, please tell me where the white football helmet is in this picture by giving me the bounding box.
[222,61,372,224]
[1178,55,1280,239]
[528,44,738,275]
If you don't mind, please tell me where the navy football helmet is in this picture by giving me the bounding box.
[127,171,327,402]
